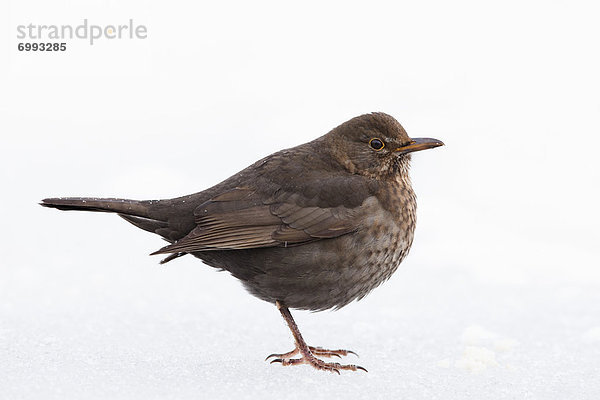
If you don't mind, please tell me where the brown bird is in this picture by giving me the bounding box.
[41,112,443,374]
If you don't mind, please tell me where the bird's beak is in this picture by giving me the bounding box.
[394,138,444,154]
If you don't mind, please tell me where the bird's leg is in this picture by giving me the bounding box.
[266,300,367,374]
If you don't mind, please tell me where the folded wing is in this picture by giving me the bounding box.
[151,185,366,255]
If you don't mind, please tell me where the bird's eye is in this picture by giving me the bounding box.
[369,138,385,151]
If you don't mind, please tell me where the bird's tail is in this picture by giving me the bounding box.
[40,196,171,234]
[41,197,186,264]
[40,197,151,218]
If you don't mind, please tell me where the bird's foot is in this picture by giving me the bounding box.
[266,346,357,360]
[266,346,367,374]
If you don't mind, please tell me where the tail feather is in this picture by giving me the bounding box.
[41,197,192,264]
[40,197,151,218]
[118,213,169,232]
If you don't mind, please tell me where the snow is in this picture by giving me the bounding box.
[454,346,499,373]
[582,327,600,344]
[442,325,519,373]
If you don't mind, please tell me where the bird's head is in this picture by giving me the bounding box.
[325,112,444,178]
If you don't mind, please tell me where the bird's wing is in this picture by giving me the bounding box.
[150,179,373,255]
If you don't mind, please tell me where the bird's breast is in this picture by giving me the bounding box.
[356,185,416,284]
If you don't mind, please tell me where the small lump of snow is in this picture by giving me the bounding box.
[493,338,519,352]
[455,346,499,373]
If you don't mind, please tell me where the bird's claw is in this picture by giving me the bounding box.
[267,345,357,360]
[265,347,299,361]
[266,345,366,373]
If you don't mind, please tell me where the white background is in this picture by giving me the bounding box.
[1,1,599,399]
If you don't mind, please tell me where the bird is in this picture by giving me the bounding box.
[41,112,443,374]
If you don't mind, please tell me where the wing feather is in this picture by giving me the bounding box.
[152,182,373,255]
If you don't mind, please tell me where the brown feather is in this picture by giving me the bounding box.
[151,186,367,255]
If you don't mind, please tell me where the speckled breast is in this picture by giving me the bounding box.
[335,184,417,308]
